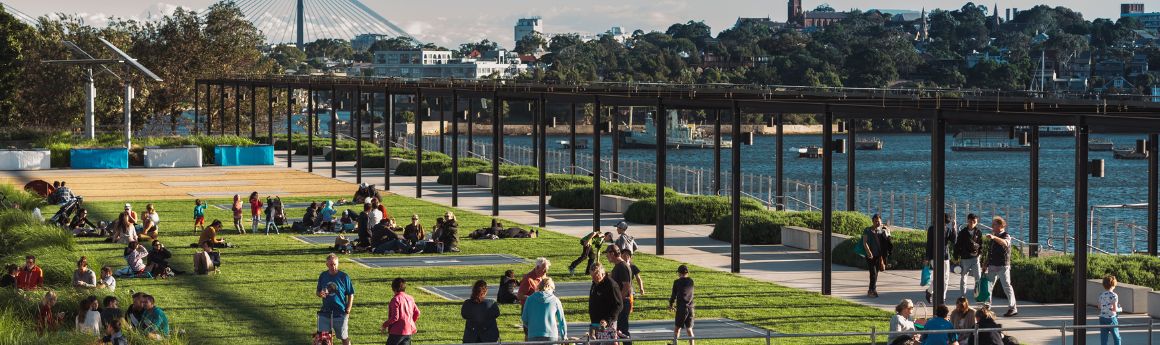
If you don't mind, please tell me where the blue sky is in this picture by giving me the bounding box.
[1,0,1122,48]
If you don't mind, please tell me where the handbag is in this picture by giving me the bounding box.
[854,237,867,258]
[976,274,992,302]
[920,264,932,286]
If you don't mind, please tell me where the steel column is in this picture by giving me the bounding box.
[932,110,947,308]
[286,86,293,168]
[656,99,667,256]
[307,87,314,172]
[491,94,501,216]
[538,94,547,228]
[612,107,620,182]
[1151,133,1159,256]
[452,92,460,207]
[416,91,424,198]
[822,107,833,295]
[206,83,214,135]
[730,102,742,272]
[847,120,856,211]
[194,82,200,135]
[439,97,446,154]
[1030,126,1041,257]
[467,100,474,155]
[385,89,394,190]
[1074,119,1089,345]
[355,86,363,184]
[235,83,241,137]
[250,85,256,140]
[330,87,338,178]
[570,103,577,175]
[714,109,722,195]
[219,83,226,136]
[267,86,274,144]
[593,99,602,234]
[776,114,784,210]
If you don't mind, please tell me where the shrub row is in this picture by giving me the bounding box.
[496,174,592,196]
[832,230,1020,271]
[707,210,872,244]
[548,183,678,209]
[354,149,451,168]
[394,157,490,176]
[623,195,765,225]
[436,164,538,185]
[291,138,380,156]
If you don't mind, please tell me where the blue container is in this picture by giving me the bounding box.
[214,145,274,166]
[70,148,129,169]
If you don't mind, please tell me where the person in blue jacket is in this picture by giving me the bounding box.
[520,277,566,341]
[922,304,958,345]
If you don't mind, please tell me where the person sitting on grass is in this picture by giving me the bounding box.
[371,198,389,222]
[888,299,917,345]
[355,203,372,249]
[119,241,149,277]
[73,256,97,288]
[198,220,229,248]
[921,304,957,345]
[125,292,146,330]
[403,214,426,253]
[303,202,320,229]
[0,264,16,288]
[101,296,122,331]
[497,270,519,304]
[371,218,407,254]
[69,208,100,237]
[102,319,127,345]
[320,200,337,231]
[140,294,169,338]
[16,255,44,290]
[437,212,460,253]
[76,295,102,335]
[138,203,160,240]
[145,240,175,278]
[36,291,64,335]
[97,266,116,291]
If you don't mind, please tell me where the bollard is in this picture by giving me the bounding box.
[1060,322,1067,345]
[1150,318,1154,345]
[767,329,772,345]
[870,325,876,345]
[974,325,980,345]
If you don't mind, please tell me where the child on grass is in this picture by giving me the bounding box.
[193,199,206,232]
[668,264,695,345]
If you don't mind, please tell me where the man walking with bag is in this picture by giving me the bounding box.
[925,214,956,304]
[861,214,891,298]
[983,216,1018,317]
[955,214,984,301]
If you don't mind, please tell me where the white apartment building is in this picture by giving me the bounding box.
[372,50,528,79]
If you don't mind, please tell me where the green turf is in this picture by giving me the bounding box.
[57,193,890,344]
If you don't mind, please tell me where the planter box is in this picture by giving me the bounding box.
[70,148,129,169]
[0,149,51,170]
[390,157,405,170]
[781,226,852,253]
[1149,291,1160,319]
[476,173,507,188]
[1087,279,1151,314]
[600,195,638,213]
[143,146,203,168]
[214,145,274,166]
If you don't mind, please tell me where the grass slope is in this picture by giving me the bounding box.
[58,194,889,344]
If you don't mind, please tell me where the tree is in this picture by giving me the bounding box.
[0,4,31,126]
[270,43,306,70]
[456,39,499,57]
[368,37,420,52]
[814,4,836,12]
[514,31,546,55]
[304,38,353,60]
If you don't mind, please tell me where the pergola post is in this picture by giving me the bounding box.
[194,81,200,135]
[267,86,274,144]
[234,83,241,137]
[569,103,577,175]
[538,94,548,228]
[1029,126,1041,257]
[416,90,424,198]
[1150,133,1158,256]
[219,83,226,136]
[612,106,620,182]
[491,94,501,217]
[452,91,460,207]
[467,100,474,156]
[439,97,446,155]
[730,102,742,273]
[385,89,394,191]
[847,120,856,211]
[250,85,257,140]
[307,87,314,172]
[931,110,947,308]
[822,106,833,295]
[330,87,338,179]
[1073,118,1089,345]
[355,86,363,184]
[286,86,293,168]
[592,98,602,234]
[656,99,668,256]
[714,109,722,195]
[776,114,784,210]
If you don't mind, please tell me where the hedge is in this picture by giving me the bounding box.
[395,158,449,176]
[707,210,871,244]
[1007,254,1160,303]
[832,230,1023,271]
[436,164,537,185]
[324,147,384,161]
[355,149,451,168]
[496,174,592,196]
[623,195,765,225]
[548,183,678,209]
[292,138,380,156]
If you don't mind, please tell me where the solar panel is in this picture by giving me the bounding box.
[97,37,162,82]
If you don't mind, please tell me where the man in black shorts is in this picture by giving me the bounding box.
[668,264,695,345]
[606,246,633,344]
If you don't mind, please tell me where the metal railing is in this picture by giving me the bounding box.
[426,320,1156,345]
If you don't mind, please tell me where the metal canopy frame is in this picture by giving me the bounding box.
[197,76,1160,345]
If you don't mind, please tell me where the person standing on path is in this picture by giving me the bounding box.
[588,263,623,329]
[518,258,551,306]
[248,192,262,233]
[382,277,420,345]
[569,228,605,275]
[955,214,984,300]
[668,265,695,345]
[317,253,355,345]
[924,213,956,304]
[862,214,891,298]
[1098,275,1122,345]
[614,221,638,254]
[461,280,500,343]
[607,246,634,344]
[231,195,244,234]
[982,216,1018,317]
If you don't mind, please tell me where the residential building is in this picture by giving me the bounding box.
[372,49,528,79]
[803,11,848,28]
[734,17,788,30]
[352,34,391,52]
[1121,4,1160,33]
[515,17,544,45]
[965,50,1008,68]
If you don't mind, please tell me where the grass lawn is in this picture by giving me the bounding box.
[58,193,890,344]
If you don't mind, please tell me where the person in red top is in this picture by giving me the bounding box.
[518,257,551,305]
[16,255,44,290]
[382,277,420,345]
[371,198,390,221]
[248,192,262,233]
[36,290,64,335]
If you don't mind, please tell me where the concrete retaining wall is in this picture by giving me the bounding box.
[781,226,852,253]
[600,195,638,213]
[1086,279,1152,314]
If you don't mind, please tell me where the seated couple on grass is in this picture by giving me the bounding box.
[468,219,538,240]
[359,213,458,254]
[116,240,180,278]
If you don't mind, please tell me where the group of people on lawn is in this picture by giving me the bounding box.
[315,221,698,345]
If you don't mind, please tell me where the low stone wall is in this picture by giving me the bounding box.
[476,172,504,188]
[1086,279,1152,314]
[600,195,638,213]
[781,226,852,253]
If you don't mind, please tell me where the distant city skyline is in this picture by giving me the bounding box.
[0,0,1128,49]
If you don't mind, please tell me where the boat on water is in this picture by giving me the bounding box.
[798,146,823,158]
[1089,138,1114,151]
[1113,147,1148,160]
[619,110,732,149]
[1016,125,1076,137]
[951,131,1029,152]
[855,137,883,150]
[556,139,589,149]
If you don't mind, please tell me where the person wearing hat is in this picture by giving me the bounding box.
[120,203,138,232]
[613,221,638,254]
[668,265,695,345]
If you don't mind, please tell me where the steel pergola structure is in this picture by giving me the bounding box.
[196,75,1160,345]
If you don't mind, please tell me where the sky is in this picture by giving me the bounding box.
[1,0,1126,49]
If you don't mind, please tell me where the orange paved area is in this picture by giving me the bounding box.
[0,166,359,201]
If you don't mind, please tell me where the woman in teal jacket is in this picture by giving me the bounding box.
[520,277,566,341]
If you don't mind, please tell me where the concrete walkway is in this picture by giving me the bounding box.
[279,152,1159,344]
